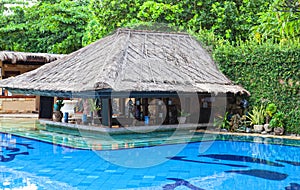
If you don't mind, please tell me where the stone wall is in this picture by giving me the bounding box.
[0,96,37,113]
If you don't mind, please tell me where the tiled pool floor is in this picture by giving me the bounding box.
[2,133,300,189]
[1,118,300,189]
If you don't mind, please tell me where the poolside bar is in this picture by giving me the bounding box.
[0,28,249,128]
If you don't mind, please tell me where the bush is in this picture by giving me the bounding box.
[269,111,286,128]
[213,40,300,133]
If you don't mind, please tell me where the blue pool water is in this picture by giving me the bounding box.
[1,120,300,189]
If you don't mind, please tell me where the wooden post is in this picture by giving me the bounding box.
[142,98,149,116]
[39,96,54,119]
[184,97,191,123]
[164,98,170,124]
[135,98,141,120]
[119,98,125,116]
[101,98,112,127]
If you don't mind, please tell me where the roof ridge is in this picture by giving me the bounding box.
[117,28,190,36]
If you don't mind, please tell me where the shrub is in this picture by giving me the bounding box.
[213,40,300,133]
[269,111,286,128]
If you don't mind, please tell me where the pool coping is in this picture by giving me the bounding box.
[196,129,300,141]
[38,119,300,141]
[38,119,212,135]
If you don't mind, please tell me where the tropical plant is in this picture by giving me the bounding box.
[269,111,286,128]
[0,0,90,53]
[88,98,101,112]
[251,0,300,43]
[265,103,277,117]
[247,105,265,125]
[214,112,231,131]
[265,103,277,123]
[177,110,191,117]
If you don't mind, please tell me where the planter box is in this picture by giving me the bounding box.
[177,117,187,124]
[253,125,263,133]
[264,124,272,132]
[274,127,284,135]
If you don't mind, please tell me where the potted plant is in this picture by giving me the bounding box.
[88,98,101,124]
[247,105,265,133]
[53,99,64,122]
[264,103,277,132]
[177,110,191,124]
[269,111,286,135]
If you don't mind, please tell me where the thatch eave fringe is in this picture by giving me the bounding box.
[0,51,65,64]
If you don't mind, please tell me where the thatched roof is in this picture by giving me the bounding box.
[0,29,249,97]
[0,51,64,64]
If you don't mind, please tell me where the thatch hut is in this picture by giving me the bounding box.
[0,51,64,113]
[0,51,64,79]
[0,29,249,126]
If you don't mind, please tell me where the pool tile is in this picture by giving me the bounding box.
[86,175,99,179]
[74,168,85,171]
[143,175,156,179]
[38,169,52,172]
[132,175,143,180]
[155,176,166,181]
[105,169,116,173]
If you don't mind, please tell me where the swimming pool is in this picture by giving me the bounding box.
[1,118,300,189]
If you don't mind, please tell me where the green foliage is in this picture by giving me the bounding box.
[246,105,265,125]
[0,0,90,53]
[1,0,276,50]
[252,0,300,43]
[214,112,231,130]
[82,0,143,45]
[88,99,101,112]
[286,109,300,134]
[177,110,191,117]
[269,111,286,128]
[82,0,273,45]
[137,1,183,23]
[214,40,300,132]
[265,103,277,117]
[0,0,27,15]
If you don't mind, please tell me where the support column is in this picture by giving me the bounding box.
[164,98,170,124]
[101,98,112,127]
[142,98,149,116]
[120,98,125,116]
[184,97,191,123]
[39,96,54,119]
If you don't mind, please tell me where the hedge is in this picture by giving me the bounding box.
[213,41,300,134]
